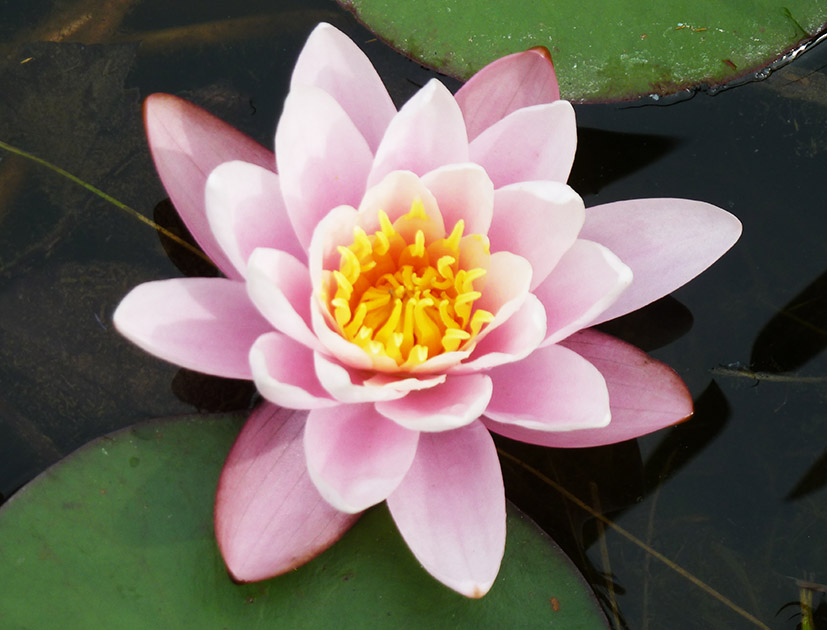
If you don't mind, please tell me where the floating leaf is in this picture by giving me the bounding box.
[0,414,607,629]
[338,0,827,101]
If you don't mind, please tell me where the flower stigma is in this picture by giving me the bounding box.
[328,198,494,369]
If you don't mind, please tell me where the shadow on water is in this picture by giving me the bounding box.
[750,269,827,374]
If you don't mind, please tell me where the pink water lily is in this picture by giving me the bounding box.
[114,23,741,597]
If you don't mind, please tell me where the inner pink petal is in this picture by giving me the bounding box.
[489,181,585,289]
[275,86,373,251]
[357,170,444,241]
[485,329,693,448]
[469,101,576,187]
[375,373,493,432]
[387,421,505,598]
[368,80,469,187]
[304,404,419,513]
[249,332,337,409]
[291,23,396,153]
[421,163,494,236]
[485,343,610,431]
[205,161,305,277]
[246,248,320,351]
[533,239,632,346]
[453,293,546,373]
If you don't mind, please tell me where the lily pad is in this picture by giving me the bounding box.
[0,414,607,628]
[338,0,827,101]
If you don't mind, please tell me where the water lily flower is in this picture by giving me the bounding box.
[114,23,741,597]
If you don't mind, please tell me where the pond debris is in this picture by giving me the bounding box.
[710,363,827,384]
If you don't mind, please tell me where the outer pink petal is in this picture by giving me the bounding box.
[455,48,560,142]
[485,343,610,431]
[215,404,358,582]
[368,80,469,187]
[581,198,742,325]
[275,86,373,250]
[291,23,395,152]
[490,181,585,289]
[534,239,632,346]
[313,352,443,402]
[304,404,419,513]
[452,293,546,373]
[469,100,576,187]
[485,329,693,447]
[387,421,505,598]
[249,332,338,409]
[144,94,275,279]
[246,248,321,351]
[375,374,493,432]
[421,163,494,235]
[205,161,304,276]
[113,278,269,379]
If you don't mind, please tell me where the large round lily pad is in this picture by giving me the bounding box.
[0,413,607,628]
[339,0,827,101]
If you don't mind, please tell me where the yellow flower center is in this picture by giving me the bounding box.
[328,199,494,369]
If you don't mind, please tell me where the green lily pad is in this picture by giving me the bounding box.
[338,0,827,101]
[0,414,607,628]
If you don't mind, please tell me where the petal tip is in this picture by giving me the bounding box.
[527,45,554,66]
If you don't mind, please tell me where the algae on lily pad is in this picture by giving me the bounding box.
[339,0,827,101]
[0,414,607,629]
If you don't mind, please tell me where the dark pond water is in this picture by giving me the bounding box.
[1,1,825,628]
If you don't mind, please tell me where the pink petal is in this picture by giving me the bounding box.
[375,374,493,432]
[486,329,693,447]
[534,239,632,346]
[291,23,396,152]
[309,298,378,371]
[453,293,546,373]
[249,332,337,409]
[469,100,576,187]
[275,86,373,250]
[245,248,321,351]
[475,251,532,331]
[113,278,269,379]
[357,170,444,242]
[408,349,473,374]
[307,204,360,292]
[484,343,610,431]
[581,198,742,325]
[490,181,585,289]
[368,80,469,187]
[215,403,358,582]
[387,421,505,598]
[455,48,560,142]
[304,404,419,513]
[313,352,443,402]
[421,163,494,235]
[144,94,275,279]
[205,161,304,277]
[457,232,491,274]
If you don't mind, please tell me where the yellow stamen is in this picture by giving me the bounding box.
[326,198,494,369]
